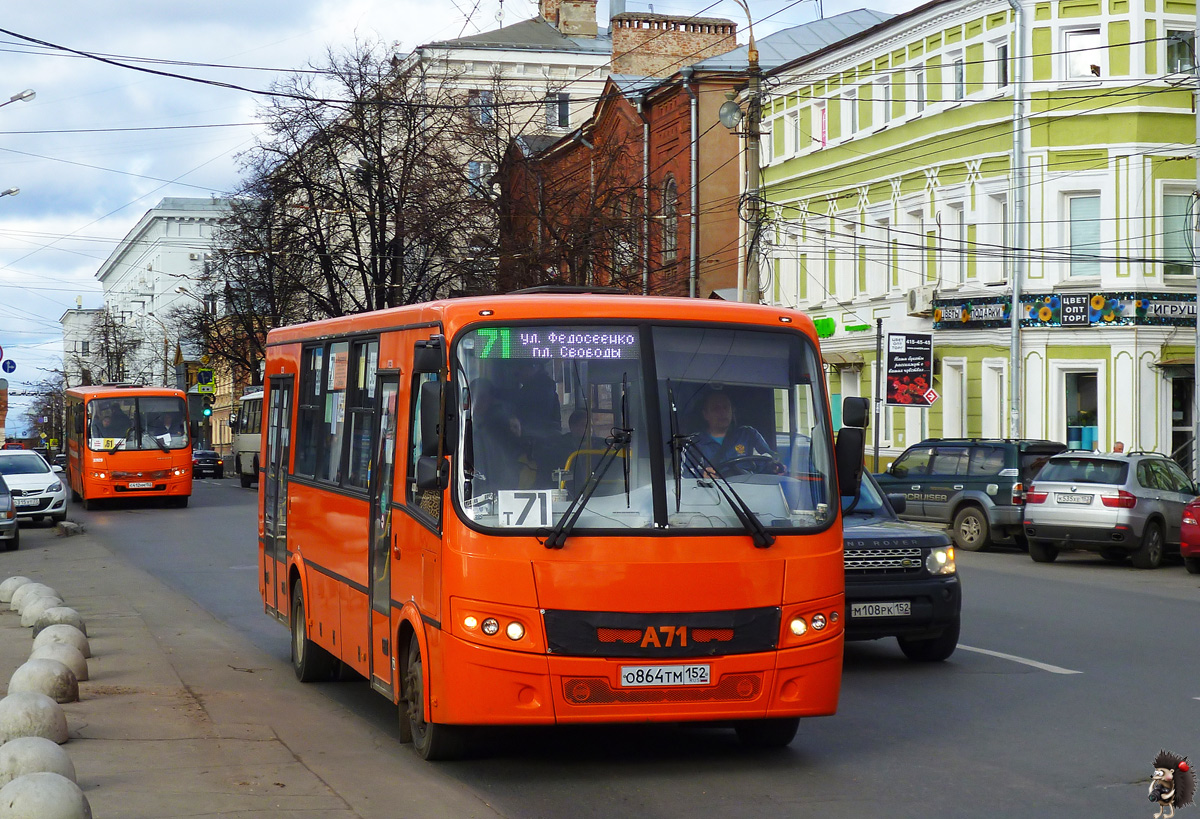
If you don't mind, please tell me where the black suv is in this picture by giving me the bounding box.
[875,438,1066,552]
[844,472,961,661]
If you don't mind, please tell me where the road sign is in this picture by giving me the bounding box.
[1,360,14,374]
[196,367,214,394]
[923,388,939,404]
[39,432,46,440]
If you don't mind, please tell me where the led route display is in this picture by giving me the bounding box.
[475,327,639,360]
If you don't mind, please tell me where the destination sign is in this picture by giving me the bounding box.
[474,327,639,360]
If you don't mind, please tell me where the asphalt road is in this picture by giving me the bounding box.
[57,478,1200,818]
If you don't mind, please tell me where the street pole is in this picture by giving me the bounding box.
[743,33,762,304]
[1193,12,1200,478]
[874,318,883,470]
[1007,0,1026,439]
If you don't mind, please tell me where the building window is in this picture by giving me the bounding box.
[1066,29,1103,79]
[996,42,1010,88]
[761,123,773,163]
[1163,193,1192,276]
[784,111,798,154]
[545,92,569,128]
[469,89,494,124]
[814,100,827,147]
[878,76,892,124]
[467,161,494,197]
[661,176,678,266]
[1069,195,1102,276]
[843,89,858,134]
[952,54,965,100]
[1168,31,1195,73]
[914,67,926,113]
[948,204,967,285]
[80,341,90,355]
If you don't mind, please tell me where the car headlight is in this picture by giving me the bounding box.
[926,546,956,576]
[47,482,63,493]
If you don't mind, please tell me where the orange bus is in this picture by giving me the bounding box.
[259,293,866,759]
[64,384,193,510]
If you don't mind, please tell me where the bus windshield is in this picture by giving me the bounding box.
[88,396,190,452]
[453,323,836,535]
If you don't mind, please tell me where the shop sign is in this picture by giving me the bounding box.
[886,333,934,406]
[932,292,1198,330]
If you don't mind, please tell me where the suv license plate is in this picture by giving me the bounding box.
[1056,493,1093,504]
[619,664,710,687]
[127,481,153,489]
[851,601,911,618]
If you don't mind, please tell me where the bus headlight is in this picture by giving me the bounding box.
[463,615,479,630]
[927,546,956,576]
[789,617,807,636]
[481,618,500,636]
[506,621,525,641]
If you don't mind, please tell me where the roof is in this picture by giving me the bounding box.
[513,134,561,157]
[421,16,611,54]
[609,73,662,100]
[692,8,894,72]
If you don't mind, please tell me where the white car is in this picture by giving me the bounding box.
[0,451,68,525]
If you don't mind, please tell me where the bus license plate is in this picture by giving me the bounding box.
[127,481,153,489]
[1056,493,1092,504]
[619,664,710,687]
[851,601,911,618]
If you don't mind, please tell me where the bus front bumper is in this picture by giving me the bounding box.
[429,630,843,726]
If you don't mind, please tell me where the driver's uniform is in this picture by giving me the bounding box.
[688,426,775,472]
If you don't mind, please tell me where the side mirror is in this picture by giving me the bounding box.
[886,493,907,515]
[413,335,445,375]
[834,427,865,499]
[841,396,870,429]
[418,380,443,458]
[51,465,64,474]
[415,455,449,490]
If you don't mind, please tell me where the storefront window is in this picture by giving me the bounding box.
[1065,372,1099,450]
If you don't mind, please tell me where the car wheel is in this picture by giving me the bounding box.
[240,473,253,488]
[1185,557,1200,575]
[290,581,339,683]
[215,469,223,479]
[1028,539,1059,563]
[1100,548,1128,565]
[734,717,801,749]
[404,638,466,760]
[4,529,18,552]
[897,618,960,662]
[951,506,991,552]
[1132,521,1164,570]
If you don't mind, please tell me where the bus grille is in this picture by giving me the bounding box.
[112,470,171,479]
[844,548,923,573]
[562,674,761,705]
[544,607,779,658]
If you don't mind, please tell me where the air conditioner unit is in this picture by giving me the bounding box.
[906,285,937,317]
[189,253,201,261]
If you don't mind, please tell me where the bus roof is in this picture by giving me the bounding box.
[265,294,816,347]
[65,385,188,400]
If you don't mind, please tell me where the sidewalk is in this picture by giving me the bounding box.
[0,525,496,819]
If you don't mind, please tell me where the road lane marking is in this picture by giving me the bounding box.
[958,645,1082,675]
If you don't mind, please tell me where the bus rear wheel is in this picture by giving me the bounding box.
[403,638,466,760]
[290,581,338,683]
[734,717,800,749]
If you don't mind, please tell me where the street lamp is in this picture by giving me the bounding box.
[0,188,17,199]
[0,89,35,109]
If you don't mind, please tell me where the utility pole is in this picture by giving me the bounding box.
[1192,13,1200,478]
[743,27,762,304]
[1007,0,1026,439]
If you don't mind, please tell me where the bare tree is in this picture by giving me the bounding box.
[65,307,144,387]
[19,372,66,448]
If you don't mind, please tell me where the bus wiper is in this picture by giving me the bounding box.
[680,441,775,549]
[150,435,169,453]
[106,440,126,455]
[665,380,704,510]
[545,375,633,550]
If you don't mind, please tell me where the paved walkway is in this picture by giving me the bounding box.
[0,524,495,818]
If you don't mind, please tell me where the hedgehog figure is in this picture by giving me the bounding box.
[1149,750,1196,819]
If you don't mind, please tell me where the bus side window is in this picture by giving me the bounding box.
[407,372,442,521]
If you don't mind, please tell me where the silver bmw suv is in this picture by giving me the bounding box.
[1022,452,1198,569]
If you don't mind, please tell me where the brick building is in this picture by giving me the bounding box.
[498,9,891,298]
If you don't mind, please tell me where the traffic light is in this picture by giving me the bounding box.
[202,396,213,418]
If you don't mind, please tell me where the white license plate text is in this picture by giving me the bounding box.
[619,664,710,687]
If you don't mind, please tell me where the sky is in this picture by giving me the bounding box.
[0,0,910,435]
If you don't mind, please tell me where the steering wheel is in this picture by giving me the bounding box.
[715,454,785,476]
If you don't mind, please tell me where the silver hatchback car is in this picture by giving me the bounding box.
[1022,452,1198,569]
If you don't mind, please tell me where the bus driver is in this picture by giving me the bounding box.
[687,389,780,477]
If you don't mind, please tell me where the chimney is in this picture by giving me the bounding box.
[611,13,738,77]
[558,0,598,38]
[539,0,562,26]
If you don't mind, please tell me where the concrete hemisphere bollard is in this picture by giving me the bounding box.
[7,660,78,705]
[18,599,63,629]
[32,627,90,660]
[0,579,31,605]
[0,737,76,787]
[0,772,91,818]
[0,693,69,745]
[31,610,85,639]
[9,586,55,614]
[28,645,86,683]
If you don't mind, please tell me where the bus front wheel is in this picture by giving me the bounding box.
[290,582,338,683]
[734,717,800,749]
[403,638,466,760]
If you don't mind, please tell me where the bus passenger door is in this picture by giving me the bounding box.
[262,376,293,619]
[369,376,400,696]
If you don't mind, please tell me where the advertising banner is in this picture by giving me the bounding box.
[886,333,935,406]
